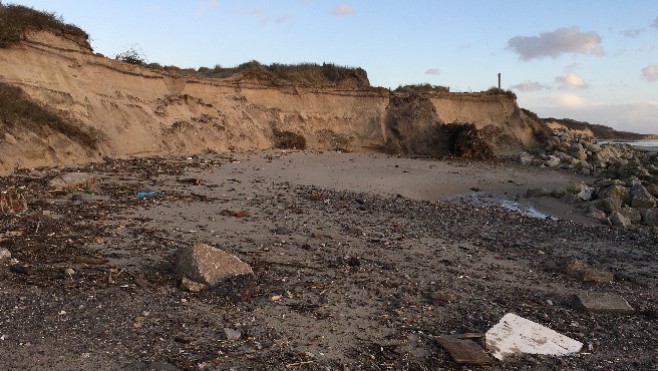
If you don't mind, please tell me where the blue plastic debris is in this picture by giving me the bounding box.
[135,190,164,199]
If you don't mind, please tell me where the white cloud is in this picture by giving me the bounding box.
[556,71,588,89]
[425,68,440,75]
[652,17,658,29]
[507,26,605,60]
[197,0,217,15]
[334,4,355,16]
[642,64,658,81]
[621,28,644,38]
[510,81,549,92]
[551,94,586,109]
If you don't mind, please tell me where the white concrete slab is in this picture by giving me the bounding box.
[485,313,583,361]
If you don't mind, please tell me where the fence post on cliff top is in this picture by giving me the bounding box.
[498,73,501,89]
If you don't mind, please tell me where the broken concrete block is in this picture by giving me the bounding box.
[180,276,208,293]
[436,336,492,365]
[576,292,634,314]
[176,243,253,288]
[485,313,583,361]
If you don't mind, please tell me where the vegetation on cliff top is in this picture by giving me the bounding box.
[394,84,450,93]
[138,59,371,87]
[0,82,98,149]
[0,2,88,48]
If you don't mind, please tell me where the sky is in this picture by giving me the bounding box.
[8,0,658,133]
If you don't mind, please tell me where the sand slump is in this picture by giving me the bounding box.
[0,30,549,173]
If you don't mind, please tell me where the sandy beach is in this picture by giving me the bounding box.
[0,150,655,370]
[0,151,657,370]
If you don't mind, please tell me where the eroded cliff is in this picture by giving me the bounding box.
[0,31,548,173]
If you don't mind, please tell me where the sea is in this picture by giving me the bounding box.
[601,139,658,153]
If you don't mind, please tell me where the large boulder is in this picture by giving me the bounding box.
[569,181,594,201]
[597,185,630,206]
[176,243,254,291]
[641,209,658,227]
[610,211,632,228]
[629,181,656,208]
[586,206,608,223]
[596,197,623,215]
[568,143,588,161]
[618,207,642,223]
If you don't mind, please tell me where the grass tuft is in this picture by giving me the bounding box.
[0,82,98,149]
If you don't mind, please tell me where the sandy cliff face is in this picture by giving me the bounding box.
[0,31,546,173]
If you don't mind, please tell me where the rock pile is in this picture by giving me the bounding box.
[520,126,658,230]
[519,127,643,175]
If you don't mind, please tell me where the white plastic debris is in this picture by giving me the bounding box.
[485,313,583,361]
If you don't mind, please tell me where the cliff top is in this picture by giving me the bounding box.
[0,3,90,50]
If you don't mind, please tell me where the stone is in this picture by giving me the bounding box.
[569,143,588,161]
[176,243,254,288]
[618,207,642,223]
[609,211,631,228]
[645,183,658,198]
[586,206,607,222]
[584,142,601,153]
[223,327,242,341]
[436,336,492,365]
[519,152,533,166]
[180,276,208,293]
[596,197,623,215]
[485,313,583,361]
[569,181,594,201]
[642,208,658,226]
[597,185,630,206]
[545,155,561,168]
[576,292,634,314]
[0,248,11,262]
[629,181,656,208]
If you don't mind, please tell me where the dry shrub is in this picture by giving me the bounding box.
[273,129,306,150]
[0,3,88,48]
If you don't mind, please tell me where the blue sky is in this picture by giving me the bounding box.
[8,0,658,133]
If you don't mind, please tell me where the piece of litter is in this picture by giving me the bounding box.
[436,335,492,365]
[575,292,634,314]
[485,313,583,361]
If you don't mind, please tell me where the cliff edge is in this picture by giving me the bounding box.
[0,27,549,173]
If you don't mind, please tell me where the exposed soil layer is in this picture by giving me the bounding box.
[0,151,656,370]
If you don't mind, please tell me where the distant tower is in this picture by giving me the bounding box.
[497,73,501,89]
